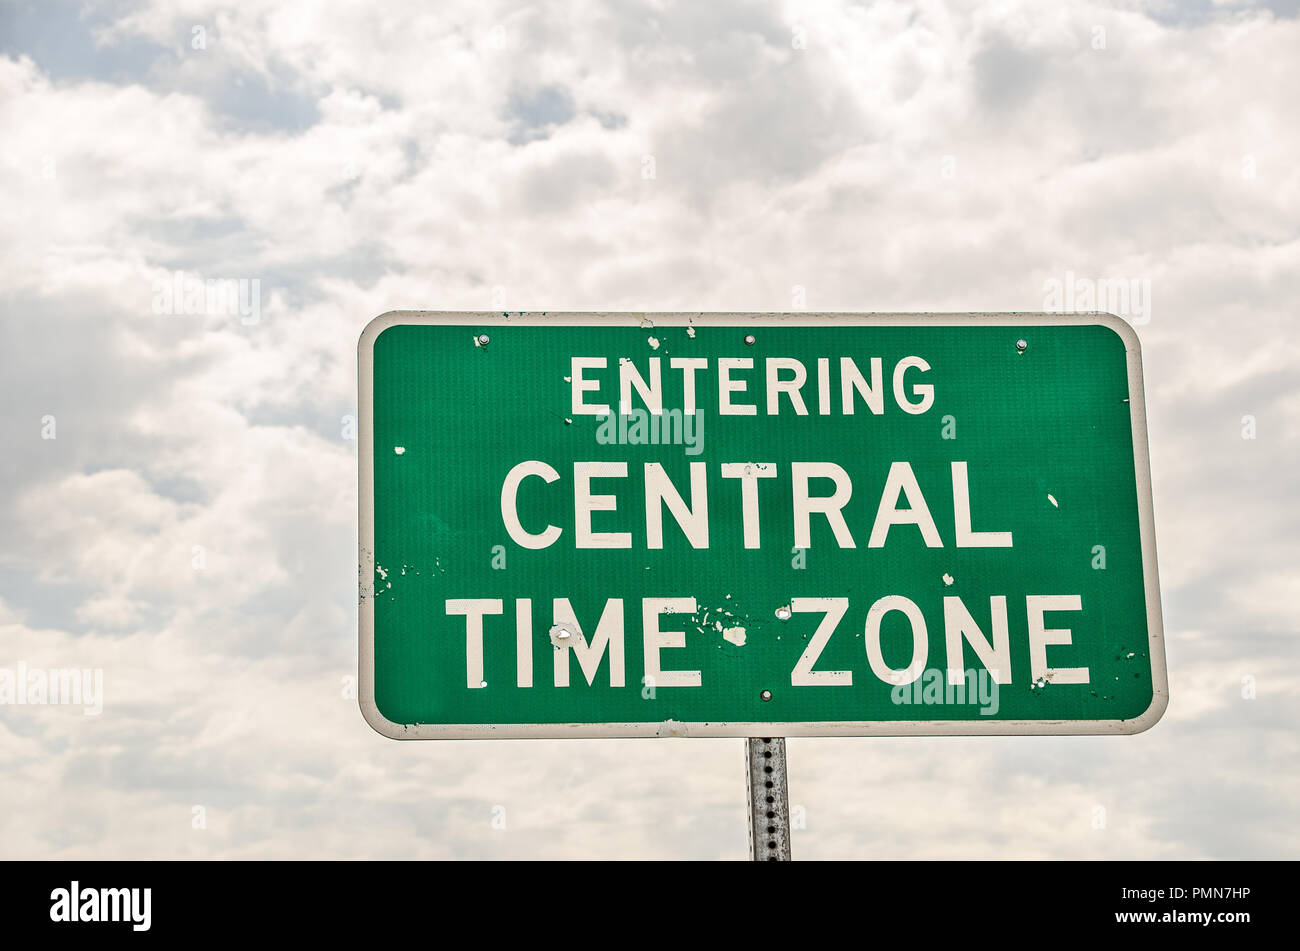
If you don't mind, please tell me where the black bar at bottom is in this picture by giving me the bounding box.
[0,859,1281,938]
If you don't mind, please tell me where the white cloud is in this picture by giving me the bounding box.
[0,0,1297,858]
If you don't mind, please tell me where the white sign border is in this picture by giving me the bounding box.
[358,311,1167,739]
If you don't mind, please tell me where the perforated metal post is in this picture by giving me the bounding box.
[746,737,791,861]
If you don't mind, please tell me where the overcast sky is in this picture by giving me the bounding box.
[0,0,1296,859]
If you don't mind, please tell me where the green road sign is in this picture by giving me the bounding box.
[358,312,1166,738]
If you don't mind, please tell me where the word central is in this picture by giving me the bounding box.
[501,459,1011,550]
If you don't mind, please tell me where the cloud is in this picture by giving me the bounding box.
[0,0,1296,859]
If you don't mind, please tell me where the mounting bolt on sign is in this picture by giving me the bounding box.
[357,312,1166,860]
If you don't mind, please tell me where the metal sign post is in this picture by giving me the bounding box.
[746,737,791,861]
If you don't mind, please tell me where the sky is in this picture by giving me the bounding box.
[0,0,1296,859]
